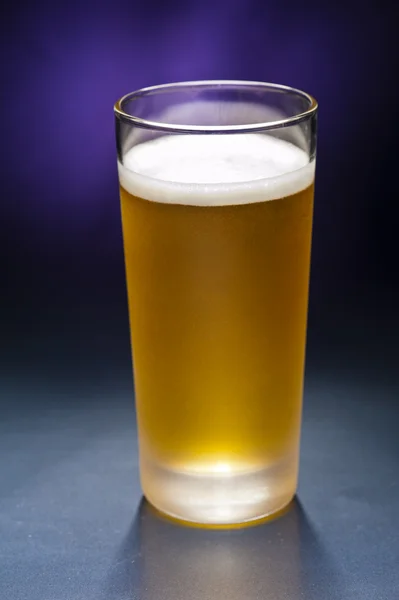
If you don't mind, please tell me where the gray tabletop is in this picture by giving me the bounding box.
[1,363,398,600]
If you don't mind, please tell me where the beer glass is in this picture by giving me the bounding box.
[114,81,317,526]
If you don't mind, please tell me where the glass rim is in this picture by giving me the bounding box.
[114,80,318,134]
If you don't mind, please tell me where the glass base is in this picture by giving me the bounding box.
[141,454,298,527]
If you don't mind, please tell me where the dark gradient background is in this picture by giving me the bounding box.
[1,1,398,598]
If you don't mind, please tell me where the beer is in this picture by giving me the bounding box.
[119,134,315,524]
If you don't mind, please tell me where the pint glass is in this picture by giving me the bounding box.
[114,81,317,526]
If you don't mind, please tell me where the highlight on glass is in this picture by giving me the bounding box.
[114,80,317,526]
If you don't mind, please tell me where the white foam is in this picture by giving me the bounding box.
[118,134,314,206]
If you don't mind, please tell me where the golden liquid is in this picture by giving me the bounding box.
[120,184,314,472]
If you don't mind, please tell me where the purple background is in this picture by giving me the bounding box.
[1,0,398,383]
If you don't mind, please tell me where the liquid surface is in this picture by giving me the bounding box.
[119,134,315,522]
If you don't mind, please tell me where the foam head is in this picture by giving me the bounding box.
[118,134,314,206]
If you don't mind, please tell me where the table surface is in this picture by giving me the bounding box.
[1,368,398,600]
